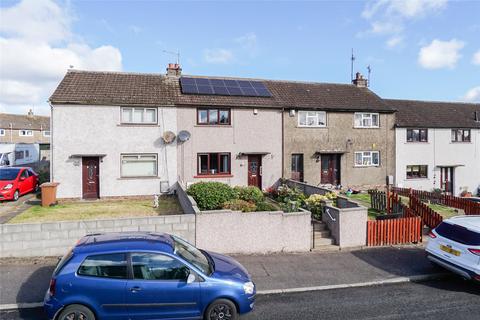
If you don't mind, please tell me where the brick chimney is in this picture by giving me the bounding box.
[27,109,34,118]
[166,63,182,77]
[352,72,368,87]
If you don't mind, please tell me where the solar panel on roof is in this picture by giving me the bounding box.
[180,77,272,97]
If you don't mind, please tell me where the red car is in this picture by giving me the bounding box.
[0,167,39,201]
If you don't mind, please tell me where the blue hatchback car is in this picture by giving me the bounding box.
[44,232,255,320]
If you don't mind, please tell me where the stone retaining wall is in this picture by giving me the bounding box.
[0,214,195,258]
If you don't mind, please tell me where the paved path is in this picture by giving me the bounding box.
[1,278,478,320]
[0,246,442,308]
[0,193,37,224]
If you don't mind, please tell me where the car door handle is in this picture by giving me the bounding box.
[130,286,142,293]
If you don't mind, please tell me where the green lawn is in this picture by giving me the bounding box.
[346,193,371,207]
[9,196,182,224]
[428,203,460,219]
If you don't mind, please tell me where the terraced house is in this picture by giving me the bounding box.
[391,99,480,196]
[50,65,398,199]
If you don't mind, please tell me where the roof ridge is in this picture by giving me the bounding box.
[386,98,480,106]
[67,69,166,77]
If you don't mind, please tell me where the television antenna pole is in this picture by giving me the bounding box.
[163,50,180,65]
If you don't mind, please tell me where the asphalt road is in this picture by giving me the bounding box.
[2,278,478,320]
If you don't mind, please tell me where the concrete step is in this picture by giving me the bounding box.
[313,237,335,246]
[314,230,331,238]
[313,222,327,231]
[311,244,340,252]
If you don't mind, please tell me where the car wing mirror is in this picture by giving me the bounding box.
[186,273,196,284]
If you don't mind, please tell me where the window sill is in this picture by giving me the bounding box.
[353,165,380,168]
[405,178,429,181]
[117,123,159,127]
[296,126,327,128]
[194,124,232,128]
[353,127,380,129]
[405,141,429,144]
[450,141,471,144]
[194,174,233,178]
[117,176,161,180]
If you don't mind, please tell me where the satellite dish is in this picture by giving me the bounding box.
[178,130,191,142]
[162,131,176,144]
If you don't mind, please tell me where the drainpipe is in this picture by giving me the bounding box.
[48,101,54,182]
[9,123,13,143]
[281,108,285,179]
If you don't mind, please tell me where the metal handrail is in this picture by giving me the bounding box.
[325,208,336,222]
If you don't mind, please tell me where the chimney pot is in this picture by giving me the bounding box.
[27,109,34,117]
[352,72,368,87]
[166,63,182,77]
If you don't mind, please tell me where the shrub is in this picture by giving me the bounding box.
[233,186,264,204]
[276,185,306,205]
[255,201,278,212]
[187,182,236,210]
[223,199,257,212]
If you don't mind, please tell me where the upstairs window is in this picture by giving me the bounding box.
[298,111,326,127]
[197,108,230,125]
[197,153,231,175]
[354,151,380,167]
[354,113,379,128]
[451,129,470,142]
[19,130,33,136]
[121,107,157,124]
[0,129,5,136]
[406,165,428,179]
[43,131,51,137]
[407,129,428,142]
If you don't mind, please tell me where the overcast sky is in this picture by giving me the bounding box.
[1,0,479,116]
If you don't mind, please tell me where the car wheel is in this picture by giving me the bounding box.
[205,299,238,320]
[13,190,19,201]
[57,304,96,320]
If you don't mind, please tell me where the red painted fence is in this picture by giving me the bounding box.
[408,196,443,229]
[392,187,480,215]
[367,216,422,246]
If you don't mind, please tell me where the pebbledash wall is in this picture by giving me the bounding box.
[0,215,194,258]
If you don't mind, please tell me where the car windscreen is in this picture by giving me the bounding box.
[172,235,212,275]
[435,222,480,246]
[54,248,74,276]
[0,168,20,180]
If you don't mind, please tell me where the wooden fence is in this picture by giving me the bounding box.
[367,216,422,246]
[369,190,405,214]
[409,196,443,229]
[392,187,480,215]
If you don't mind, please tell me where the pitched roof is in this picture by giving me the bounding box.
[386,99,480,128]
[50,70,394,112]
[0,113,50,130]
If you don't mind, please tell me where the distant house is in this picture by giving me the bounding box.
[0,110,50,161]
[390,99,480,196]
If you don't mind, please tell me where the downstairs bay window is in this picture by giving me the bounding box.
[197,153,231,176]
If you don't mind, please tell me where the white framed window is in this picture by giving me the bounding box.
[298,111,327,127]
[43,131,51,137]
[19,130,33,136]
[354,151,380,167]
[354,113,379,128]
[121,107,157,124]
[0,129,5,136]
[121,154,158,177]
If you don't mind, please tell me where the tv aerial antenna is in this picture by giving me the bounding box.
[350,48,355,81]
[163,49,180,65]
[367,65,372,87]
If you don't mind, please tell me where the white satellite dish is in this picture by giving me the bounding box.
[162,131,176,144]
[178,130,191,142]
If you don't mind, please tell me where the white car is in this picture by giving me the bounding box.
[426,215,480,282]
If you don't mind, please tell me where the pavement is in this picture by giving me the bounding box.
[0,246,445,309]
[0,193,37,224]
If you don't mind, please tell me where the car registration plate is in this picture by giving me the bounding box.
[440,244,461,256]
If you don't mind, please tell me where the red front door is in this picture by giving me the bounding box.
[320,154,341,185]
[440,167,454,194]
[82,157,99,199]
[247,155,262,188]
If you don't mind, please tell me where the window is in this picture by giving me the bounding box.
[132,253,190,281]
[197,153,231,175]
[354,151,380,167]
[43,131,51,137]
[19,130,33,136]
[20,169,29,179]
[197,108,230,125]
[0,129,4,136]
[451,129,471,142]
[298,111,326,127]
[291,154,304,182]
[354,113,379,128]
[121,107,157,124]
[435,222,480,245]
[407,129,428,142]
[121,154,157,177]
[172,235,212,275]
[15,151,24,160]
[77,253,128,279]
[406,165,428,179]
[25,150,30,158]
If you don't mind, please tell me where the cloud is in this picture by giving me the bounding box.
[129,25,142,34]
[0,0,122,115]
[473,50,480,65]
[462,86,480,102]
[361,0,448,47]
[235,32,257,50]
[386,35,404,48]
[418,39,465,69]
[203,48,234,64]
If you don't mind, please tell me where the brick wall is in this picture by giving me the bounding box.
[0,215,195,258]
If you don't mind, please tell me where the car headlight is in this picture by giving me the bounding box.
[243,281,255,294]
[3,184,13,190]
